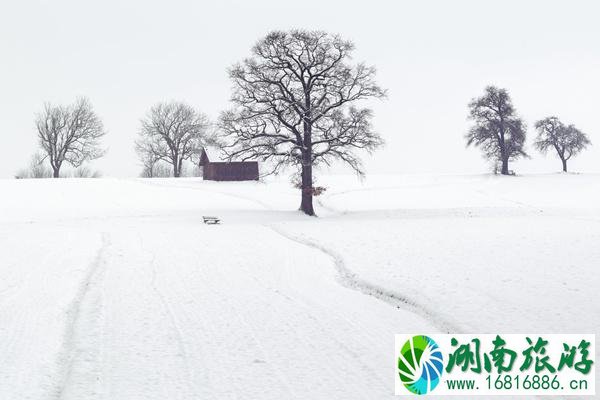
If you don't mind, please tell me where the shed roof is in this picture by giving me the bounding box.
[200,146,223,162]
[200,146,258,164]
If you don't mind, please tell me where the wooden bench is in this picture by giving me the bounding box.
[203,216,221,224]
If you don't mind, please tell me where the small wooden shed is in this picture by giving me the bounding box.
[198,148,259,181]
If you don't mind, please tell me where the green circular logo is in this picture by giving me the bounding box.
[397,335,444,395]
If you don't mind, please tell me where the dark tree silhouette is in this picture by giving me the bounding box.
[137,101,212,178]
[466,86,527,175]
[219,30,386,215]
[534,117,591,172]
[36,97,106,178]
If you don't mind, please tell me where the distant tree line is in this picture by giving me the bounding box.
[17,30,594,216]
[466,86,591,174]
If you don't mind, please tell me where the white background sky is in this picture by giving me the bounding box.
[0,0,598,178]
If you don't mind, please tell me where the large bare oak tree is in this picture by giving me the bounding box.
[36,97,106,178]
[136,101,212,177]
[466,86,527,175]
[534,117,591,172]
[219,30,386,215]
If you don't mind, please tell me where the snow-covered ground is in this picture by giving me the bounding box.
[0,173,598,399]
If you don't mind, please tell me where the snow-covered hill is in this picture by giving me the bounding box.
[0,174,598,399]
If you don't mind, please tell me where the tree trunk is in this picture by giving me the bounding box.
[561,158,568,173]
[52,166,60,178]
[300,93,315,216]
[499,126,509,176]
[500,158,509,175]
[300,162,315,216]
[173,157,180,177]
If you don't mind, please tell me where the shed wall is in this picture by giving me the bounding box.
[203,162,259,181]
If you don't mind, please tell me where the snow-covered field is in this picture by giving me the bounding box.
[0,173,598,399]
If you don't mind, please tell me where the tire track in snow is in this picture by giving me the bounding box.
[267,225,461,334]
[53,232,109,400]
[140,179,462,333]
[145,180,462,333]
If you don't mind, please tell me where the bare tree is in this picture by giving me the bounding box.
[219,30,386,216]
[136,150,173,178]
[15,153,53,179]
[36,97,106,178]
[137,159,173,178]
[153,163,173,178]
[72,166,102,178]
[137,102,211,178]
[466,86,527,175]
[135,139,163,178]
[534,117,591,172]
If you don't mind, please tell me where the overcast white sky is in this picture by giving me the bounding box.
[1,0,598,178]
